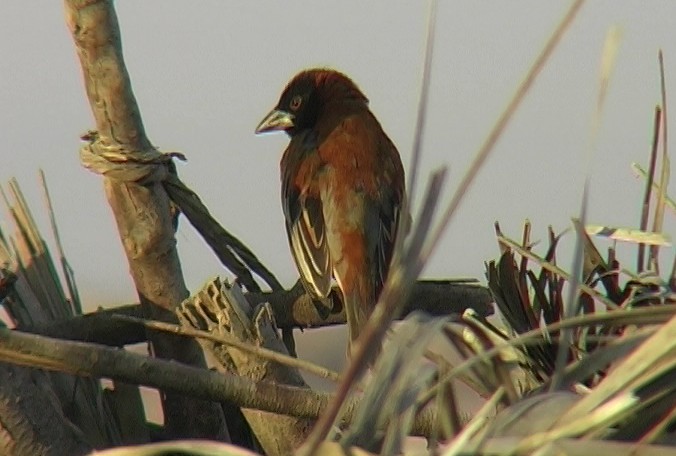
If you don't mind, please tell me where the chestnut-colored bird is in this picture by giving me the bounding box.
[256,68,405,344]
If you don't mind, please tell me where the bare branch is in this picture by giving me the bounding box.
[0,328,440,438]
[26,280,493,346]
[64,0,229,440]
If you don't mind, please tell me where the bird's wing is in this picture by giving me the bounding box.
[281,143,332,299]
[365,141,406,296]
[368,187,403,292]
[318,112,406,300]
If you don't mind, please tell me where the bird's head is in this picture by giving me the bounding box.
[255,68,368,137]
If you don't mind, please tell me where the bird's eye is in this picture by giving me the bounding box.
[290,95,303,111]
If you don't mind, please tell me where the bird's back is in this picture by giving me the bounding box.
[314,107,405,341]
[258,68,405,344]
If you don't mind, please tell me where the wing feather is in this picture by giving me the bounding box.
[288,199,331,298]
[365,186,403,298]
[282,141,332,299]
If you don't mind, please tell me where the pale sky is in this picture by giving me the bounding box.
[2,2,675,369]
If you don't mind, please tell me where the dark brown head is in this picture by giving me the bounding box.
[255,68,368,137]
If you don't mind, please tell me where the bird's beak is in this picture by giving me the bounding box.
[255,109,295,134]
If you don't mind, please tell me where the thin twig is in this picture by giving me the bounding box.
[113,314,340,381]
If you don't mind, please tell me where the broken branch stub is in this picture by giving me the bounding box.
[177,278,314,456]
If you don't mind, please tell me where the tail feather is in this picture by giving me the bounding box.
[343,291,369,343]
[344,290,387,364]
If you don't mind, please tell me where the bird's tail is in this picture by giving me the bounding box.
[343,291,370,344]
[343,286,386,361]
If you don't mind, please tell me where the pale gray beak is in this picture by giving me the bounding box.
[255,109,295,134]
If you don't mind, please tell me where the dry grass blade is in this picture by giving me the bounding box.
[89,439,258,456]
[585,224,671,246]
[650,51,671,272]
[480,391,581,441]
[637,107,663,272]
[1,177,124,447]
[552,26,623,391]
[298,167,448,455]
[2,179,71,320]
[552,214,588,391]
[432,358,462,444]
[470,260,559,388]
[422,0,586,260]
[558,313,676,423]
[422,323,493,400]
[554,326,655,390]
[497,232,618,309]
[460,309,532,393]
[40,169,82,314]
[299,4,443,449]
[113,313,340,381]
[640,404,676,444]
[481,437,676,456]
[419,305,675,406]
[517,394,638,452]
[340,313,449,454]
[632,162,676,214]
[501,314,676,445]
[672,253,676,305]
[434,295,675,451]
[6,179,41,252]
[310,0,584,446]
[406,0,437,206]
[305,3,592,445]
[440,387,505,456]
[458,315,519,403]
[592,26,623,137]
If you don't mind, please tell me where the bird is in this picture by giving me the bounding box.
[255,68,406,346]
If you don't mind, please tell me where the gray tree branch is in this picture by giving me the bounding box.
[26,280,493,346]
[0,328,437,439]
[64,0,229,440]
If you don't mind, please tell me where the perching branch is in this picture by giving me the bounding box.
[26,279,493,346]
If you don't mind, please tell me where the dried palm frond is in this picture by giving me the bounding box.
[340,313,450,454]
[0,176,125,447]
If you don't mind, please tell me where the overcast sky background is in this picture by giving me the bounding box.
[2,2,675,391]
